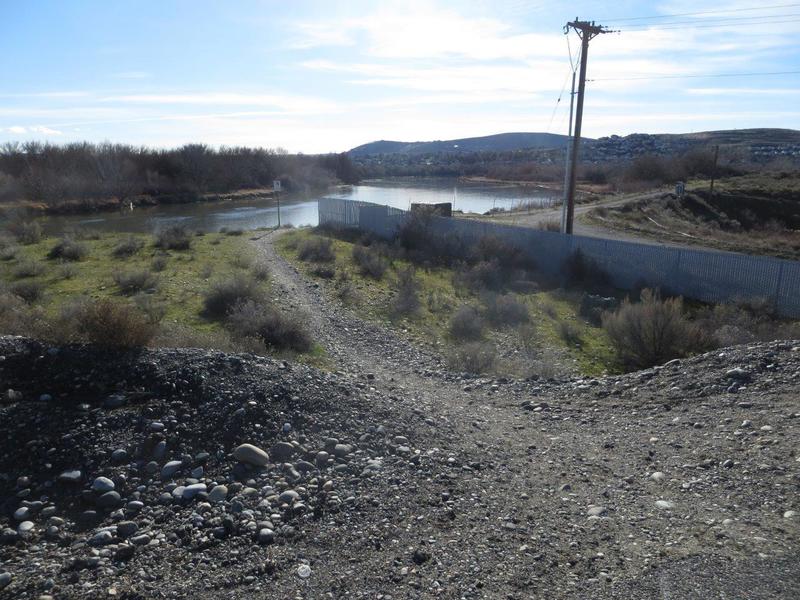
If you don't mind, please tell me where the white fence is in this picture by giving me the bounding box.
[318,197,800,317]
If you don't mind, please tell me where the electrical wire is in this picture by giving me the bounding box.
[588,70,800,82]
[603,2,800,22]
[620,15,800,31]
[618,11,800,29]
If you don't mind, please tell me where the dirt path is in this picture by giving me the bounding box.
[250,231,800,599]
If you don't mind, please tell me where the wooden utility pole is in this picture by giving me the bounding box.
[563,19,611,234]
[708,144,720,196]
[560,70,576,233]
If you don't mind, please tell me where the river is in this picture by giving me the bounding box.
[39,178,559,234]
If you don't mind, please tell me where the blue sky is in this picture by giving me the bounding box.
[1,0,798,152]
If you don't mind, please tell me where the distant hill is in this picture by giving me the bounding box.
[349,132,574,156]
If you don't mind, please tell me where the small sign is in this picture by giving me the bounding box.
[273,180,282,192]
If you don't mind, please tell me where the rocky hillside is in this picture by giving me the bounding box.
[0,335,799,598]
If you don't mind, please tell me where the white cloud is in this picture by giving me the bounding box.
[98,92,338,114]
[8,126,26,134]
[2,125,62,135]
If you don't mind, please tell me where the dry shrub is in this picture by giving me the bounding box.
[58,263,78,280]
[0,245,18,261]
[311,265,336,279]
[226,300,312,352]
[6,221,42,245]
[48,237,88,261]
[10,280,44,304]
[152,323,255,353]
[151,254,168,272]
[114,269,158,295]
[352,245,387,279]
[0,292,42,335]
[112,235,145,258]
[298,237,335,262]
[74,299,157,348]
[537,219,561,232]
[251,260,270,281]
[556,320,581,345]
[483,293,529,327]
[455,260,504,292]
[202,274,264,319]
[603,289,708,369]
[449,305,484,340]
[334,271,357,304]
[155,225,192,250]
[694,301,800,347]
[447,342,496,374]
[392,267,421,316]
[13,259,45,279]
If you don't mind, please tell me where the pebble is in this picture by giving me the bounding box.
[233,443,269,467]
[161,460,183,479]
[650,472,665,482]
[655,500,675,510]
[587,506,607,517]
[270,441,296,462]
[784,510,796,519]
[0,572,10,590]
[257,528,275,544]
[13,507,30,521]
[92,476,115,492]
[182,483,207,500]
[97,491,122,509]
[279,490,300,505]
[57,470,82,484]
[208,485,228,503]
[17,521,34,534]
[297,564,312,579]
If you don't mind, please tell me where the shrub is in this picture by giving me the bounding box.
[114,269,158,295]
[537,219,561,232]
[456,260,504,292]
[10,280,44,304]
[311,265,336,279]
[447,342,496,374]
[112,235,145,258]
[556,320,581,345]
[298,237,335,262]
[151,255,168,272]
[58,263,78,279]
[0,245,18,261]
[252,260,270,281]
[75,299,157,348]
[483,293,529,327]
[202,274,264,319]
[603,289,707,369]
[226,300,313,352]
[352,245,387,279]
[449,305,485,340]
[155,225,192,250]
[133,294,167,324]
[392,267,421,316]
[335,271,357,304]
[7,221,42,245]
[13,259,45,279]
[225,228,244,236]
[48,237,88,261]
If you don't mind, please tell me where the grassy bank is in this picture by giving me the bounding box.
[277,228,618,378]
[0,227,325,364]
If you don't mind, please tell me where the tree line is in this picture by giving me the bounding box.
[0,141,360,207]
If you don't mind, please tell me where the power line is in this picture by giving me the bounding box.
[619,11,800,29]
[621,16,800,31]
[588,70,800,82]
[603,2,800,22]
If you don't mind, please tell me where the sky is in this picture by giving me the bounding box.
[1,0,799,153]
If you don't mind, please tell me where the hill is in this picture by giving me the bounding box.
[349,132,574,156]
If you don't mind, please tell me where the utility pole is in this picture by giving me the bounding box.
[708,144,719,196]
[563,19,611,234]
[560,70,576,233]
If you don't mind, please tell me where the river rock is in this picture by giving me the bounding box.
[270,441,296,462]
[92,476,115,493]
[208,485,228,503]
[233,443,269,467]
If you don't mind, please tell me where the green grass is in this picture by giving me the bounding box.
[277,228,618,377]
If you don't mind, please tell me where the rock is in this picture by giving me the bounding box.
[96,491,122,509]
[0,572,10,590]
[208,485,228,503]
[104,394,126,408]
[257,528,275,544]
[315,451,330,467]
[131,534,151,546]
[279,490,300,505]
[333,444,352,458]
[233,443,269,467]
[655,500,675,510]
[13,507,30,521]
[114,544,135,561]
[784,510,796,519]
[297,564,312,579]
[270,441,295,462]
[111,449,129,463]
[587,506,607,517]
[17,521,34,535]
[725,368,749,380]
[412,549,431,564]
[650,472,665,482]
[181,483,207,500]
[57,470,82,484]
[89,530,114,546]
[161,460,183,479]
[92,476,115,493]
[722,459,734,469]
[117,521,138,538]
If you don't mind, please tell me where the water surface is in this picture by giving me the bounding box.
[39,178,558,234]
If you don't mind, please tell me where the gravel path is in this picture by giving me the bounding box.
[0,233,797,599]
